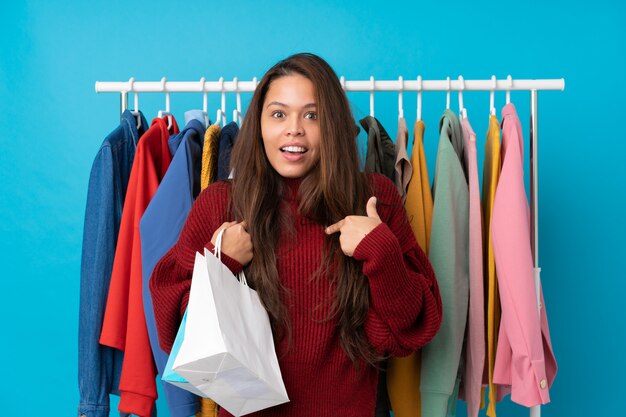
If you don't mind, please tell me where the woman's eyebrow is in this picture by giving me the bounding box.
[265,101,317,109]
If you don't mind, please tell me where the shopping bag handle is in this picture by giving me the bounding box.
[213,228,249,287]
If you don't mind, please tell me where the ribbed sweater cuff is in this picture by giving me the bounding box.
[204,241,244,274]
[353,223,421,317]
[119,391,155,417]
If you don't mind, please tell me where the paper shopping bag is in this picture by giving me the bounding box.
[161,309,206,397]
[172,232,289,416]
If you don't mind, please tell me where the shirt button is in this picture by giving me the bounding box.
[540,379,547,389]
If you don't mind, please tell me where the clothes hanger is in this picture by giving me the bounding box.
[506,75,512,104]
[157,77,173,130]
[200,77,209,127]
[446,76,451,110]
[416,75,422,122]
[369,76,375,118]
[127,78,142,130]
[214,77,227,127]
[458,75,467,119]
[490,75,497,116]
[398,76,404,120]
[232,77,243,125]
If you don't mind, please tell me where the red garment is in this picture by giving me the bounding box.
[100,116,179,417]
[150,173,442,417]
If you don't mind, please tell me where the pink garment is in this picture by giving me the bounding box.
[491,103,557,407]
[458,116,485,417]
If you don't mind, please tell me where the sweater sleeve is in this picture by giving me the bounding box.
[149,181,243,353]
[354,174,442,357]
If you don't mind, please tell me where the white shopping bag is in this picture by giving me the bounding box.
[173,230,289,416]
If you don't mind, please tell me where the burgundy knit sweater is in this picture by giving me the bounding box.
[149,173,442,417]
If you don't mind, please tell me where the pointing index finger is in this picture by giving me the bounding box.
[325,219,345,235]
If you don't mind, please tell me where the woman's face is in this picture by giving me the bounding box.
[261,74,321,179]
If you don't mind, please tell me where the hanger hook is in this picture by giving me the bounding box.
[215,77,226,127]
[221,77,226,126]
[158,77,173,130]
[458,75,467,119]
[458,75,464,115]
[417,75,422,122]
[446,76,451,110]
[398,76,404,119]
[506,75,512,104]
[490,75,496,116]
[128,77,138,109]
[233,76,242,124]
[127,77,141,129]
[200,77,208,127]
[370,76,375,117]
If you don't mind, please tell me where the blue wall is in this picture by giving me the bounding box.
[1,1,624,416]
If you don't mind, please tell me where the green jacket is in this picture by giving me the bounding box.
[420,109,469,417]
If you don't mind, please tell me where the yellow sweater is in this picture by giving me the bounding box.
[200,124,221,191]
[196,123,222,417]
[387,120,432,417]
[482,115,502,417]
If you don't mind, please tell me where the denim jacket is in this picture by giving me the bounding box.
[78,110,148,417]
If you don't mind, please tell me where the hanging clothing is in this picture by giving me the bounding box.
[197,399,219,417]
[387,119,431,417]
[458,116,485,417]
[149,174,443,417]
[404,120,433,254]
[394,117,412,202]
[78,110,148,417]
[361,116,396,182]
[491,103,557,407]
[139,119,206,417]
[217,122,239,180]
[421,109,469,417]
[99,116,180,417]
[201,124,221,189]
[197,121,226,417]
[482,114,502,417]
[361,113,399,417]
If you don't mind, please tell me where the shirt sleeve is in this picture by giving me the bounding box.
[149,181,242,353]
[78,145,124,417]
[354,174,443,357]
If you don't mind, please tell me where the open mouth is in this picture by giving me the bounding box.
[280,146,308,154]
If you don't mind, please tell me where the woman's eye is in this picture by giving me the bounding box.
[304,112,318,120]
[271,111,285,118]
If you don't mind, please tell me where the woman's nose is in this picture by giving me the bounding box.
[286,117,304,136]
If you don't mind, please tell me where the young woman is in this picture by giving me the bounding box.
[150,53,442,417]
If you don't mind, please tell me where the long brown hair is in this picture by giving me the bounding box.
[229,53,379,366]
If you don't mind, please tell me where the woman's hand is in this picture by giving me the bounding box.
[325,197,382,256]
[210,221,253,265]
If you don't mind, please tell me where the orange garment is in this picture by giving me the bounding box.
[200,124,221,190]
[100,116,179,417]
[387,119,432,417]
[197,398,219,417]
[195,124,222,417]
[482,115,502,417]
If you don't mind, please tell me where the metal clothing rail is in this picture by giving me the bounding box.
[95,76,565,93]
[94,76,565,417]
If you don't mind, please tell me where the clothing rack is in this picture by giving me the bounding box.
[95,76,565,417]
